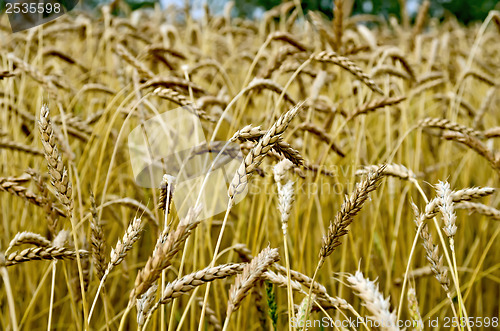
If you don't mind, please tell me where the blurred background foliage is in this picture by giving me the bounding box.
[233,0,499,24]
[0,0,499,25]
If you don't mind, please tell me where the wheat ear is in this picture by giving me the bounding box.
[88,217,143,323]
[90,191,106,280]
[411,202,451,294]
[312,51,384,95]
[223,247,280,330]
[146,263,245,319]
[319,165,386,264]
[6,232,51,253]
[38,105,73,214]
[346,269,398,331]
[228,103,303,198]
[356,163,416,181]
[130,205,202,302]
[5,246,88,267]
[407,287,424,331]
[454,202,500,221]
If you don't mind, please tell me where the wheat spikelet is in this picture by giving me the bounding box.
[296,294,315,330]
[409,188,495,231]
[158,174,176,212]
[319,166,385,262]
[231,124,304,165]
[246,78,297,105]
[411,202,451,293]
[419,117,483,138]
[393,266,441,284]
[80,83,116,95]
[332,0,344,51]
[233,243,333,301]
[196,297,222,330]
[346,270,398,331]
[274,160,295,235]
[5,246,88,267]
[417,71,444,84]
[454,202,500,221]
[90,192,106,280]
[227,247,280,315]
[38,105,73,214]
[52,114,93,139]
[130,205,202,301]
[442,132,500,174]
[356,164,416,181]
[436,181,457,242]
[461,69,496,87]
[262,269,349,310]
[411,78,445,97]
[196,95,228,110]
[410,0,430,46]
[80,238,91,292]
[108,217,143,274]
[136,284,157,328]
[451,186,495,202]
[7,54,58,97]
[312,51,384,95]
[148,263,245,316]
[407,287,423,330]
[371,65,412,81]
[483,127,500,139]
[378,48,415,80]
[0,174,46,207]
[267,31,309,52]
[152,87,213,122]
[0,70,17,78]
[88,217,143,319]
[260,46,301,78]
[228,103,303,198]
[142,44,187,60]
[141,76,207,96]
[42,47,88,72]
[7,232,51,252]
[297,122,345,157]
[348,96,406,120]
[115,43,154,79]
[493,11,500,32]
[27,170,61,233]
[0,139,44,156]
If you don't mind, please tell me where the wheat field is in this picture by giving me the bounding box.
[1,2,500,330]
